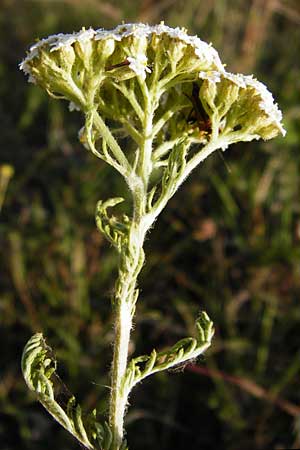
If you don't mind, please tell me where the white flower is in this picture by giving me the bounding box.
[69,101,80,112]
[19,22,285,141]
[20,23,224,83]
[127,54,151,80]
[222,72,286,136]
[199,70,222,83]
[50,28,95,52]
[95,23,224,72]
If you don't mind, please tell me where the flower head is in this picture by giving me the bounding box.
[20,23,224,110]
[198,71,286,142]
[127,55,151,80]
[20,23,285,147]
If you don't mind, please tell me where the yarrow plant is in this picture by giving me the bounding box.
[20,23,285,450]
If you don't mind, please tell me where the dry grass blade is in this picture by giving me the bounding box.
[188,364,300,418]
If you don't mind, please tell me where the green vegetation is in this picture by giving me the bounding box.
[1,2,300,449]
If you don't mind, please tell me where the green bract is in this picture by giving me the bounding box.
[20,23,285,450]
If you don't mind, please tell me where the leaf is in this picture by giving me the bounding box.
[95,197,130,250]
[123,311,214,394]
[21,333,110,450]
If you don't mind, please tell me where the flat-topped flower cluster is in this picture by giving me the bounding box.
[20,23,224,81]
[20,22,285,142]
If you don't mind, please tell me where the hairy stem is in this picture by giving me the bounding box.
[109,217,147,450]
[109,83,155,450]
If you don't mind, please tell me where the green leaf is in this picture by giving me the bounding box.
[123,311,214,394]
[95,197,130,250]
[21,333,110,450]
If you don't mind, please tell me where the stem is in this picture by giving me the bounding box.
[150,139,222,222]
[137,83,153,188]
[93,111,132,175]
[109,299,132,450]
[109,215,147,450]
[109,80,155,450]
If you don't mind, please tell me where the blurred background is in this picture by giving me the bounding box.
[1,0,300,449]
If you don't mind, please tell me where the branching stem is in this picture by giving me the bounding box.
[109,82,156,449]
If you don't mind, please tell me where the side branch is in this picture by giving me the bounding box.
[93,111,132,175]
[123,312,214,395]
